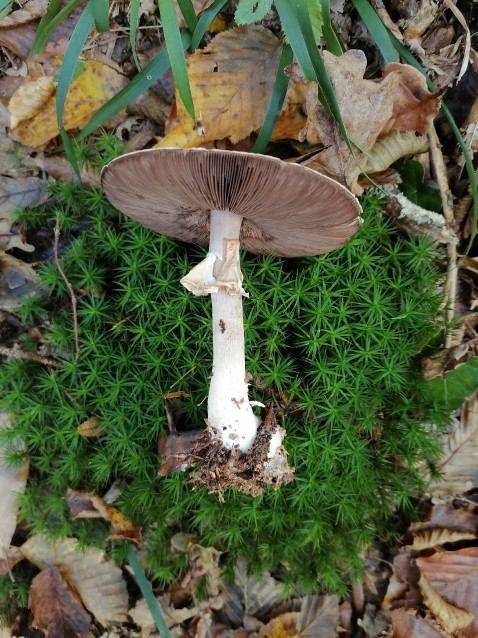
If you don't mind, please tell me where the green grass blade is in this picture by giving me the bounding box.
[274,0,315,81]
[390,33,478,252]
[127,545,171,638]
[79,31,191,139]
[351,0,398,63]
[30,0,83,55]
[319,0,343,55]
[177,0,198,34]
[0,0,12,13]
[130,0,142,71]
[252,43,293,153]
[191,0,230,50]
[91,0,109,32]
[158,0,195,120]
[0,0,12,20]
[57,0,95,175]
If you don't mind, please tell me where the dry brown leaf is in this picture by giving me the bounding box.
[10,59,127,148]
[380,63,441,137]
[440,573,478,638]
[221,558,283,626]
[417,548,478,591]
[391,609,443,638]
[429,391,478,495]
[0,546,23,576]
[66,488,141,543]
[0,254,41,311]
[29,566,91,638]
[157,25,282,148]
[421,343,469,380]
[359,131,429,175]
[258,612,298,637]
[409,501,478,551]
[297,595,339,637]
[0,23,36,60]
[419,573,473,633]
[129,594,198,634]
[20,534,128,626]
[8,76,56,128]
[77,416,102,437]
[0,0,48,27]
[411,529,476,551]
[0,174,48,215]
[0,412,29,554]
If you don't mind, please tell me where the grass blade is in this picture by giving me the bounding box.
[177,0,198,35]
[79,31,191,139]
[252,43,293,153]
[158,0,195,120]
[191,0,230,50]
[351,0,398,63]
[127,545,171,638]
[274,0,315,80]
[130,0,142,71]
[390,33,478,252]
[30,0,83,55]
[0,0,12,20]
[57,0,95,175]
[91,0,109,32]
[319,0,343,55]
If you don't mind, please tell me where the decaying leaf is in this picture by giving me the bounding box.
[297,595,340,637]
[429,390,478,495]
[157,25,282,148]
[221,558,283,626]
[0,174,48,216]
[421,343,469,380]
[130,594,198,634]
[29,566,91,638]
[10,59,127,148]
[391,609,442,638]
[419,573,473,633]
[0,0,48,28]
[411,528,476,551]
[8,76,56,128]
[0,254,41,311]
[0,546,23,577]
[0,23,35,61]
[20,534,128,626]
[359,131,429,175]
[258,612,298,637]
[77,416,102,437]
[66,487,141,543]
[417,547,478,591]
[288,50,439,193]
[0,412,29,551]
[409,501,478,550]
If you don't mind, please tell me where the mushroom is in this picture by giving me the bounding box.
[101,148,362,494]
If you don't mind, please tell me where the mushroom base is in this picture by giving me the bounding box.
[189,406,294,499]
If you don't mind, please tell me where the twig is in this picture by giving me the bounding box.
[428,124,457,348]
[54,211,80,357]
[0,346,59,367]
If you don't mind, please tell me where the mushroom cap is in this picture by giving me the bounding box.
[101,148,362,257]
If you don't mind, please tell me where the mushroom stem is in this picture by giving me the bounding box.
[207,210,259,452]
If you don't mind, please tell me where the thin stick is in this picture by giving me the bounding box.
[428,125,457,348]
[0,346,58,367]
[54,211,80,357]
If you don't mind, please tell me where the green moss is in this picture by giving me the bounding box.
[0,140,450,607]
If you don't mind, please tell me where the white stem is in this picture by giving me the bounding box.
[207,210,259,452]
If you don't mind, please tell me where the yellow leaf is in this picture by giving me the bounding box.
[8,76,55,128]
[157,25,282,148]
[10,60,127,148]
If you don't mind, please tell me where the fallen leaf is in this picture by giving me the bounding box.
[157,25,282,148]
[297,595,339,637]
[416,547,478,592]
[10,59,127,148]
[380,63,441,137]
[0,411,29,552]
[0,23,36,60]
[409,501,478,550]
[0,254,41,311]
[0,546,23,576]
[8,76,56,128]
[0,0,48,27]
[0,174,48,215]
[419,573,473,634]
[221,558,283,626]
[66,488,141,543]
[258,612,298,637]
[20,534,128,626]
[391,609,442,637]
[129,594,198,633]
[29,566,91,638]
[429,390,478,495]
[77,416,102,437]
[421,343,469,380]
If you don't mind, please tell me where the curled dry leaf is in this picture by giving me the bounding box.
[359,131,429,175]
[391,609,443,638]
[29,566,91,638]
[409,501,478,551]
[77,416,102,437]
[8,76,56,128]
[0,0,48,28]
[0,412,29,551]
[0,254,41,311]
[157,25,282,148]
[419,574,473,633]
[66,487,141,543]
[129,593,198,634]
[19,534,128,626]
[411,529,476,551]
[10,60,127,148]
